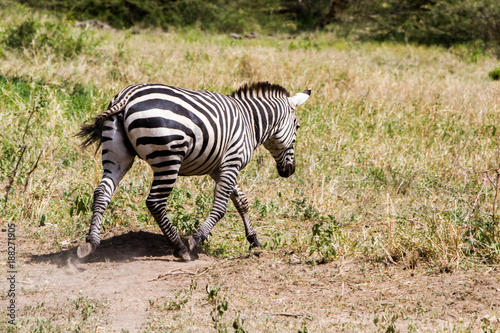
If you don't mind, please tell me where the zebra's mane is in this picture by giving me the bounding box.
[230,82,290,100]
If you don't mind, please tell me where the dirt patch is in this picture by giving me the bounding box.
[9,228,500,332]
[15,229,212,331]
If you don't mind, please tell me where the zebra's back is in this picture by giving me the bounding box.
[120,84,245,176]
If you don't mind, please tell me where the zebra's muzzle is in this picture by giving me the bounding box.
[278,161,295,178]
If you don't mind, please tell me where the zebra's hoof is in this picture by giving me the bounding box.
[247,235,262,249]
[77,243,96,258]
[185,236,199,252]
[249,243,262,251]
[173,246,191,262]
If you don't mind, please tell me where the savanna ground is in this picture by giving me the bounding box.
[1,3,500,332]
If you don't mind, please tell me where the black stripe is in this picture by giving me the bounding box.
[151,160,182,168]
[152,179,177,186]
[171,142,189,149]
[147,193,174,200]
[102,125,114,131]
[146,150,185,160]
[136,134,185,146]
[154,170,179,177]
[128,117,194,134]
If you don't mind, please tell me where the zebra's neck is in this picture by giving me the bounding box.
[233,97,285,150]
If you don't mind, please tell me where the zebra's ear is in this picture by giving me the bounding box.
[289,89,311,107]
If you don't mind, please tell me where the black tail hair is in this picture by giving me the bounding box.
[76,121,102,150]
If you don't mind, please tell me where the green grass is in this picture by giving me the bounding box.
[1,5,500,272]
[0,297,108,332]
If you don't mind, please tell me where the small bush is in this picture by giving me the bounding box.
[309,218,358,263]
[3,19,39,49]
[2,18,98,59]
[488,67,500,80]
[310,220,338,263]
[464,217,500,261]
[327,0,500,46]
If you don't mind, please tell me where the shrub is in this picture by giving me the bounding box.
[19,0,288,34]
[309,218,358,264]
[3,19,39,49]
[2,18,98,59]
[488,67,500,80]
[340,0,500,46]
[16,0,500,46]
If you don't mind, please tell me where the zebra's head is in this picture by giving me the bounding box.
[263,88,311,178]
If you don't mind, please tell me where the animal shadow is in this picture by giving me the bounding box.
[29,230,201,267]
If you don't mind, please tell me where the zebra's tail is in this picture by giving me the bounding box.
[77,101,126,150]
[76,120,103,150]
[77,84,149,149]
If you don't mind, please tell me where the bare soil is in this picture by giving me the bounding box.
[8,227,500,332]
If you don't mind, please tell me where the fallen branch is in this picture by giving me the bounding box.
[149,268,196,281]
[269,312,313,321]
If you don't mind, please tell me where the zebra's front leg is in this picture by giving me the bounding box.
[230,184,261,249]
[146,171,190,261]
[186,172,237,252]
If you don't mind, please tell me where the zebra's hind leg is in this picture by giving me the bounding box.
[230,184,262,249]
[77,177,117,258]
[146,170,190,261]
[77,116,135,258]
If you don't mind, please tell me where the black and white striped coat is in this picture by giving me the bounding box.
[77,82,310,261]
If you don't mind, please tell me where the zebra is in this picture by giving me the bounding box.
[76,82,311,261]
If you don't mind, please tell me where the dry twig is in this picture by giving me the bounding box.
[4,146,27,208]
[4,101,38,207]
[269,312,313,321]
[148,268,196,281]
[24,138,50,192]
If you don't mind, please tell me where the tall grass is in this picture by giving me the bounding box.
[1,6,500,269]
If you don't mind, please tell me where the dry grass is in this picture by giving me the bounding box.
[1,6,500,331]
[2,7,500,264]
